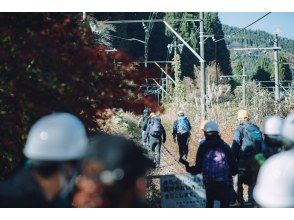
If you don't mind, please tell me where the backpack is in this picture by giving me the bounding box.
[177,116,190,135]
[241,123,263,156]
[202,146,229,184]
[139,116,149,131]
[149,116,162,138]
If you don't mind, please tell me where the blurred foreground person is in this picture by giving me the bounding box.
[194,121,237,208]
[73,134,153,208]
[231,109,263,207]
[0,113,88,207]
[254,113,294,207]
[262,116,284,157]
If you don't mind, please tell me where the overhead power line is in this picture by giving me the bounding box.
[99,18,201,24]
[233,46,281,51]
[105,33,145,44]
[215,12,271,43]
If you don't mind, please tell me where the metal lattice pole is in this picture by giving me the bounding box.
[200,12,207,120]
[242,66,247,107]
[274,34,280,101]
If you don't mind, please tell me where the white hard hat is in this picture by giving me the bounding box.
[204,120,219,133]
[24,113,88,161]
[177,110,184,116]
[281,113,294,145]
[253,150,294,207]
[264,115,283,136]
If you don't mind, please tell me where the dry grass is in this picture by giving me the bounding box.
[97,109,142,143]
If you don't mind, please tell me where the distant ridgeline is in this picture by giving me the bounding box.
[222,25,294,82]
[223,24,294,53]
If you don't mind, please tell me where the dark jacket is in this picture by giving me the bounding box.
[0,169,49,207]
[231,122,246,162]
[0,169,71,208]
[195,135,238,178]
[145,117,166,143]
[262,136,283,158]
[138,115,149,131]
[172,116,192,139]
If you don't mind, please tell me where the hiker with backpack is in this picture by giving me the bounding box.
[194,121,237,208]
[172,111,192,161]
[145,114,166,168]
[138,107,150,148]
[231,109,263,207]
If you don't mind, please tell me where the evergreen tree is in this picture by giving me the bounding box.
[172,53,186,101]
[164,12,199,78]
[164,12,232,78]
[278,53,292,81]
[251,53,292,83]
[252,57,273,87]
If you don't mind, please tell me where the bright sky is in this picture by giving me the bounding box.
[219,12,294,40]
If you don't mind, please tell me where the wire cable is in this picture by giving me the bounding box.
[215,12,271,43]
[105,33,145,44]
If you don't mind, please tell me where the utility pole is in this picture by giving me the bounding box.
[215,42,218,86]
[167,40,184,87]
[233,44,281,100]
[242,66,247,107]
[144,28,148,69]
[274,34,280,101]
[142,13,157,70]
[173,40,179,87]
[174,40,177,57]
[200,12,207,120]
[165,64,169,93]
[167,40,183,58]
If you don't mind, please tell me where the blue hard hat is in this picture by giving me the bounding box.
[143,108,150,114]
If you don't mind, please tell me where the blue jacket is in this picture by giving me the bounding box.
[172,116,191,138]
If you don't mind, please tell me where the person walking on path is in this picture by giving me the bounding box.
[145,114,166,167]
[194,121,237,208]
[231,109,263,207]
[172,110,191,162]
